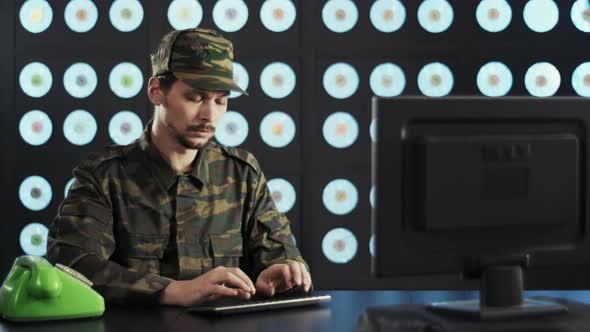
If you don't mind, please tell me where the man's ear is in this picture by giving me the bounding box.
[147,76,165,106]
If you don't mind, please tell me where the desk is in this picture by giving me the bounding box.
[2,290,590,332]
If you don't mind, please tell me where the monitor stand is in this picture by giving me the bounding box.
[428,265,568,320]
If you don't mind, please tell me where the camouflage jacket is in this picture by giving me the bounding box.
[46,121,308,304]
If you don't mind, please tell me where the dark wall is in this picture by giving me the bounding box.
[1,0,16,284]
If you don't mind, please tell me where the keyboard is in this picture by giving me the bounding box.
[186,293,331,315]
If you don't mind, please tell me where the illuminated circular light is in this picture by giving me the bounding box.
[370,185,376,208]
[322,178,358,215]
[476,61,513,97]
[524,62,560,97]
[323,62,359,99]
[63,109,97,145]
[109,62,143,98]
[215,110,249,147]
[260,0,296,32]
[19,176,52,211]
[260,62,296,99]
[322,228,358,263]
[213,0,249,32]
[571,0,590,32]
[370,0,406,33]
[64,177,75,197]
[417,0,454,33]
[370,63,406,97]
[63,62,97,98]
[267,178,296,213]
[369,234,376,257]
[167,0,203,30]
[323,112,358,149]
[19,0,53,33]
[20,223,48,256]
[571,62,590,97]
[64,0,98,33]
[109,0,144,32]
[322,0,358,33]
[523,0,558,33]
[260,111,296,148]
[19,110,52,146]
[370,119,377,143]
[19,62,53,98]
[108,110,143,145]
[417,62,454,97]
[476,0,512,32]
[229,62,249,99]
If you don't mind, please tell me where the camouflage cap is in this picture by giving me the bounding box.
[150,27,248,95]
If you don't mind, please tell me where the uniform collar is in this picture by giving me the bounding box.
[139,119,210,190]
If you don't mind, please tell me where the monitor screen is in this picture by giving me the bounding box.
[371,97,590,318]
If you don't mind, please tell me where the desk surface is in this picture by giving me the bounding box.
[2,290,590,332]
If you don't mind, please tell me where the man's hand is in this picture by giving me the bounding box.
[255,261,312,297]
[159,266,256,307]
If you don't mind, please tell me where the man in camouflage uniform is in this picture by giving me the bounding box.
[46,27,312,306]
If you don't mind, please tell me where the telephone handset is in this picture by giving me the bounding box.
[0,256,104,321]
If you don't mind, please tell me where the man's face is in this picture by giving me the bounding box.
[158,78,229,150]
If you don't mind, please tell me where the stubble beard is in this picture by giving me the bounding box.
[175,132,214,150]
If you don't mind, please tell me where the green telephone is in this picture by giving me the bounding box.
[0,255,105,321]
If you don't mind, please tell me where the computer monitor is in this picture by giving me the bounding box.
[371,96,590,319]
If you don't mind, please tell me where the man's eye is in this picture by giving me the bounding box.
[186,95,202,102]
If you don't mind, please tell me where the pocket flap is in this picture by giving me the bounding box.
[209,233,243,258]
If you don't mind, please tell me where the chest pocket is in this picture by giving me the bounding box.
[209,233,243,269]
[116,234,167,275]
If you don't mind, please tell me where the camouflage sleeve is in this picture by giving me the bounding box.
[247,171,312,282]
[46,165,173,305]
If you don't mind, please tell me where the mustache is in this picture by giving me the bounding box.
[187,123,215,132]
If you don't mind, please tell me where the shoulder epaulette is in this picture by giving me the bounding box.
[77,142,137,172]
[210,142,262,175]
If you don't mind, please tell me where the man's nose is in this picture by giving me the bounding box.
[197,101,214,121]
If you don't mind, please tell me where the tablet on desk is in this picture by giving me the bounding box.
[187,292,331,315]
